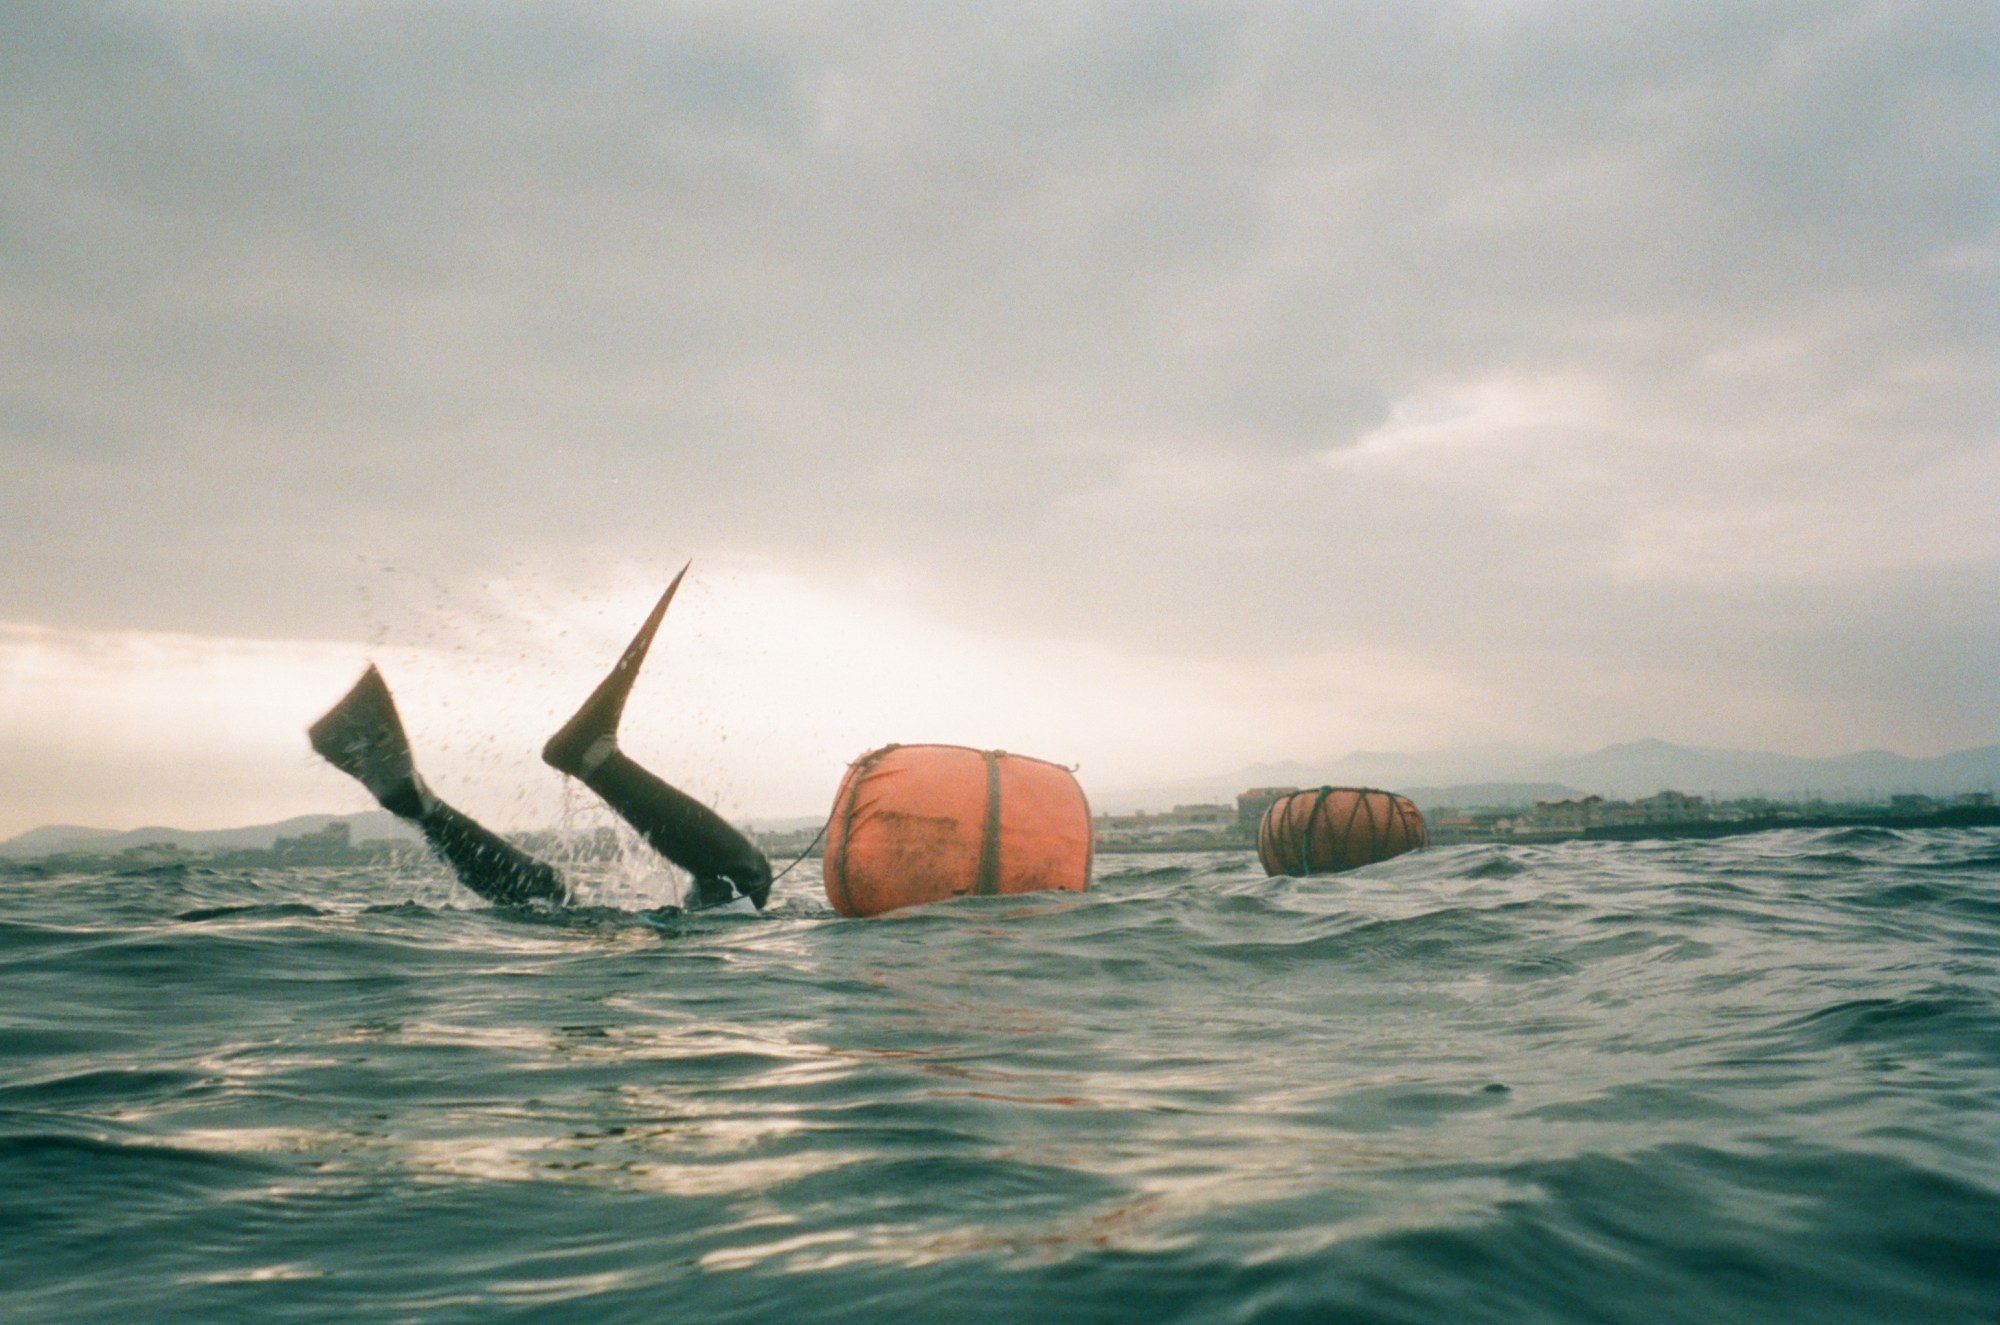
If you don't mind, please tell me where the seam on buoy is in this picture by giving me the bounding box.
[1304,787,1335,876]
[1078,780,1094,889]
[830,746,892,916]
[976,749,1003,896]
[1339,789,1371,869]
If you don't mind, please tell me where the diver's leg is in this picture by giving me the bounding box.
[542,566,773,908]
[567,750,771,908]
[407,801,568,906]
[310,666,567,906]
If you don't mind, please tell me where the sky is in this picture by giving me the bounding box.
[3,1,1996,837]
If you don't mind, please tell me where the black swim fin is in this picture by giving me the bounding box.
[542,562,689,776]
[308,665,429,819]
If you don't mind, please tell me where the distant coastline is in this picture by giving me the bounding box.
[1080,807,2000,856]
[7,780,1992,872]
[1576,803,2000,841]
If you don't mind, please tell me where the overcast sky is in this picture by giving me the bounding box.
[3,1,1996,836]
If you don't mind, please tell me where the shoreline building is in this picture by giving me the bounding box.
[1235,788,1299,837]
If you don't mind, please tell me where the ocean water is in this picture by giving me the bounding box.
[3,830,1998,1324]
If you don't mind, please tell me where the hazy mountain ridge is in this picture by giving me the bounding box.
[1094,740,2000,812]
[0,811,421,860]
[0,810,825,861]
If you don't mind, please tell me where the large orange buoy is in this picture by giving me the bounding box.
[1257,786,1428,877]
[823,744,1092,917]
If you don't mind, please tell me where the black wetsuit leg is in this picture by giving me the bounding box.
[309,663,568,908]
[573,750,772,907]
[403,796,567,906]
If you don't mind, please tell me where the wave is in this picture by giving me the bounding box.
[3,831,2000,1322]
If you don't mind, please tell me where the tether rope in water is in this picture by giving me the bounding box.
[682,821,830,912]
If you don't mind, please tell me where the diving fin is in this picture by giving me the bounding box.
[308,665,431,820]
[542,562,689,776]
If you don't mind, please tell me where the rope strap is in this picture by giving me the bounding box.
[975,749,1003,895]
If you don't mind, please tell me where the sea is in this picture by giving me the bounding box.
[4,829,1998,1324]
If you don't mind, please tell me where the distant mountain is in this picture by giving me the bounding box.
[0,824,127,856]
[1396,784,1580,813]
[1537,740,2000,800]
[741,815,828,834]
[1092,740,2000,812]
[0,811,421,860]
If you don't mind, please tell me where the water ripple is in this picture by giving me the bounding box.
[1,831,1997,1322]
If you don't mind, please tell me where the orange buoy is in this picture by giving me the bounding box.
[1256,786,1428,877]
[823,743,1093,917]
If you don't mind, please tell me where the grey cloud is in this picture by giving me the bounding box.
[1,1,1995,748]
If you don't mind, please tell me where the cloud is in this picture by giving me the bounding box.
[1,0,1995,826]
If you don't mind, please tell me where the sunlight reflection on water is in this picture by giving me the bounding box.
[5,836,1999,1322]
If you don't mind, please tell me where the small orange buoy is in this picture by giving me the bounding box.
[823,744,1093,917]
[1257,786,1428,877]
